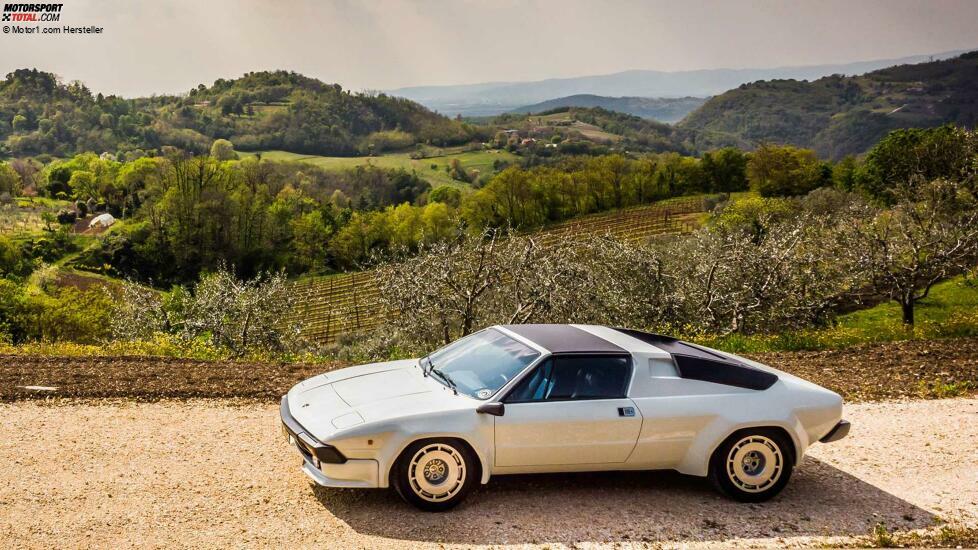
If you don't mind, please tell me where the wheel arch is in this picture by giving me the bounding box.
[386,435,489,488]
[678,419,804,477]
[709,425,799,467]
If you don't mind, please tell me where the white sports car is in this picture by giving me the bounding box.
[281,324,849,511]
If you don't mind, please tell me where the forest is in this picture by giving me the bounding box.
[0,69,480,158]
[680,51,978,158]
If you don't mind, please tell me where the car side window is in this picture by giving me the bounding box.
[504,355,631,403]
[504,359,554,402]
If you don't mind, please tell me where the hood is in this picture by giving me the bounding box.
[287,359,471,441]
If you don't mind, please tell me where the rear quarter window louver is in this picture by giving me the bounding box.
[670,354,778,390]
[614,328,778,391]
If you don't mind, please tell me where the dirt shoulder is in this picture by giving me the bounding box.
[2,337,977,403]
[0,355,332,401]
[744,336,978,402]
[2,398,975,548]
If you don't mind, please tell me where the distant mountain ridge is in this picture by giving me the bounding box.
[389,49,970,117]
[678,51,978,159]
[509,95,707,123]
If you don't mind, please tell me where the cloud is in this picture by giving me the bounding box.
[1,0,976,97]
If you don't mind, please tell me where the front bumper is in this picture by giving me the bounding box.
[280,395,380,488]
[819,419,851,443]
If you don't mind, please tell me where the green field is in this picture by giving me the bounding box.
[238,147,520,188]
[0,198,70,235]
[699,275,978,353]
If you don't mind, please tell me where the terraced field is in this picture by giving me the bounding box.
[537,196,705,242]
[293,196,710,344]
[293,271,382,344]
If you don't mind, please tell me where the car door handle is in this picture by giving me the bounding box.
[618,406,635,417]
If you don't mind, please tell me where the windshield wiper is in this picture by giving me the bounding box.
[430,367,458,395]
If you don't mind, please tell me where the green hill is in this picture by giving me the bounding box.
[678,51,978,159]
[510,95,707,123]
[493,106,688,153]
[0,69,477,158]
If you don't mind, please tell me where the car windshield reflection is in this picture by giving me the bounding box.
[424,329,540,399]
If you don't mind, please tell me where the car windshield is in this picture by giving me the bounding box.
[423,329,540,399]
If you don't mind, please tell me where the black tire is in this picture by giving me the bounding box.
[708,428,794,502]
[392,438,479,512]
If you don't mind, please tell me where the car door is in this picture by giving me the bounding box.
[493,354,642,467]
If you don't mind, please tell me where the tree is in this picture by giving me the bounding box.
[668,212,848,335]
[210,139,239,161]
[447,158,471,183]
[11,114,29,132]
[182,267,301,354]
[428,185,461,207]
[376,230,503,345]
[68,170,97,200]
[701,147,748,192]
[0,163,21,196]
[289,211,333,272]
[831,155,860,191]
[847,179,978,325]
[747,144,825,197]
[112,267,303,354]
[10,158,43,193]
[861,126,977,200]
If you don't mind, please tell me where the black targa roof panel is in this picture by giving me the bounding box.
[614,328,778,390]
[501,324,627,354]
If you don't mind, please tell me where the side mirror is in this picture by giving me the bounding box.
[476,402,505,416]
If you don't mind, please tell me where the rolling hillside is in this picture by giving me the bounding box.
[237,147,519,188]
[0,69,474,158]
[678,51,978,159]
[493,107,687,153]
[510,95,707,123]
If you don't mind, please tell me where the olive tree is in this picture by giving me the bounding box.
[112,266,303,355]
[375,230,503,346]
[846,179,978,325]
[181,267,302,354]
[375,230,594,347]
[667,200,865,335]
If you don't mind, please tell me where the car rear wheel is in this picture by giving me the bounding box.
[393,439,478,511]
[709,428,794,502]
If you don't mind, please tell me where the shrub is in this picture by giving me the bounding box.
[209,139,239,161]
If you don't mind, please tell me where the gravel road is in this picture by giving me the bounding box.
[2,398,976,548]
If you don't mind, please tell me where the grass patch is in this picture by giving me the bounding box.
[696,276,978,354]
[238,147,519,188]
[916,379,974,399]
[859,522,978,548]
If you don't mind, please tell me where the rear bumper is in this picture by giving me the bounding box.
[280,395,379,488]
[819,419,851,443]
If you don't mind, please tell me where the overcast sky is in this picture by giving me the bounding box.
[2,0,977,97]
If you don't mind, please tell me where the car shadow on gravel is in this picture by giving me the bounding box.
[312,458,934,545]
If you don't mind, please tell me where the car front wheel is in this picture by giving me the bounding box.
[708,429,794,502]
[393,439,478,511]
